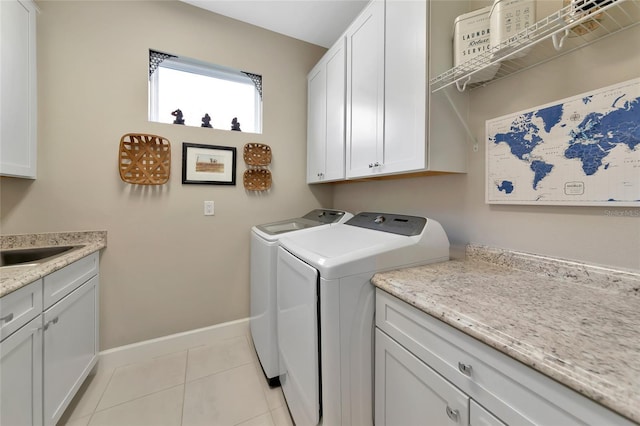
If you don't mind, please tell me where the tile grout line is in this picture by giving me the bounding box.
[232,411,273,426]
[74,336,264,425]
[92,351,189,415]
[84,368,116,426]
[88,383,187,420]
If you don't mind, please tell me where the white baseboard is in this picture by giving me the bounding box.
[97,317,250,371]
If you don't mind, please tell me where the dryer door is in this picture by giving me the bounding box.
[277,247,320,425]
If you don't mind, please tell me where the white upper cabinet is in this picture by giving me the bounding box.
[308,0,469,182]
[345,0,385,178]
[0,0,37,179]
[307,38,347,183]
[382,0,427,175]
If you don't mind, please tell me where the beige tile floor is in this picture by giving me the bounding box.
[57,334,294,426]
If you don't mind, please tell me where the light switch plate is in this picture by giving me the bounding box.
[204,201,214,216]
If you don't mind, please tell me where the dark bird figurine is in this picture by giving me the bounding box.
[171,109,185,125]
[231,117,241,131]
[201,113,212,128]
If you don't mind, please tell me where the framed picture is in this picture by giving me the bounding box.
[182,143,237,185]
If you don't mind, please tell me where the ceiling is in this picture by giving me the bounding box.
[180,0,369,48]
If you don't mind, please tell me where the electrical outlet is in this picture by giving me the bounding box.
[204,201,215,216]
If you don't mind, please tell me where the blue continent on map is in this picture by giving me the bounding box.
[564,96,640,176]
[491,112,543,160]
[497,180,514,194]
[491,104,564,190]
[530,160,554,190]
[535,104,564,133]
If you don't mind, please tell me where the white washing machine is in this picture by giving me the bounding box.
[250,209,353,386]
[276,212,450,425]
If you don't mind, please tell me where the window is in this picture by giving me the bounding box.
[148,50,262,133]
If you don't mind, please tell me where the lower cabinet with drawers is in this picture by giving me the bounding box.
[375,289,634,426]
[0,252,100,426]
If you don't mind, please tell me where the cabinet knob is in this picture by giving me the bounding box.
[445,406,460,423]
[0,312,14,323]
[458,362,473,376]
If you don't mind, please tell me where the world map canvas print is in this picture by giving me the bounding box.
[486,77,639,206]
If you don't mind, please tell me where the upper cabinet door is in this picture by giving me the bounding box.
[307,62,328,183]
[383,0,427,174]
[307,38,346,184]
[0,0,37,179]
[323,39,346,182]
[345,0,385,179]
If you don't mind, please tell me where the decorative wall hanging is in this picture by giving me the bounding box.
[118,133,171,185]
[486,77,640,206]
[182,143,237,185]
[243,143,272,166]
[243,143,272,191]
[243,169,272,191]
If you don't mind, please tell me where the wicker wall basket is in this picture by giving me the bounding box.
[243,143,272,166]
[243,169,272,191]
[119,133,171,185]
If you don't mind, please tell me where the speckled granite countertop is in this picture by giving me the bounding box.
[372,244,640,424]
[0,231,107,298]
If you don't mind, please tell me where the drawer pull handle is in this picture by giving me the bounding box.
[44,317,59,330]
[458,362,472,376]
[446,406,459,422]
[0,313,14,323]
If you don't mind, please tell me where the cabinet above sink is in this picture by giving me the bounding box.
[0,0,38,179]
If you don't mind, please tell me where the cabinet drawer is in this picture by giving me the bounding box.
[471,400,506,426]
[375,289,634,426]
[44,252,98,309]
[0,279,43,341]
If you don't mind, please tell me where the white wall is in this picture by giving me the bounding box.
[0,0,331,349]
[333,22,640,271]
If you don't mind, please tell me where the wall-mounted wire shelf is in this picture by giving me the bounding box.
[430,0,640,93]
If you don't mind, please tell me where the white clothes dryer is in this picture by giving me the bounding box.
[276,212,450,425]
[250,209,353,386]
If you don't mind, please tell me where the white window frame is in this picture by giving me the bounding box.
[149,55,262,133]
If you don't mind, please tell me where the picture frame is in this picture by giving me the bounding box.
[182,143,237,185]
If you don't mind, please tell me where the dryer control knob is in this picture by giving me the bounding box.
[374,215,386,224]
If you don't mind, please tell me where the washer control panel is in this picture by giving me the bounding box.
[302,209,347,224]
[346,212,427,236]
